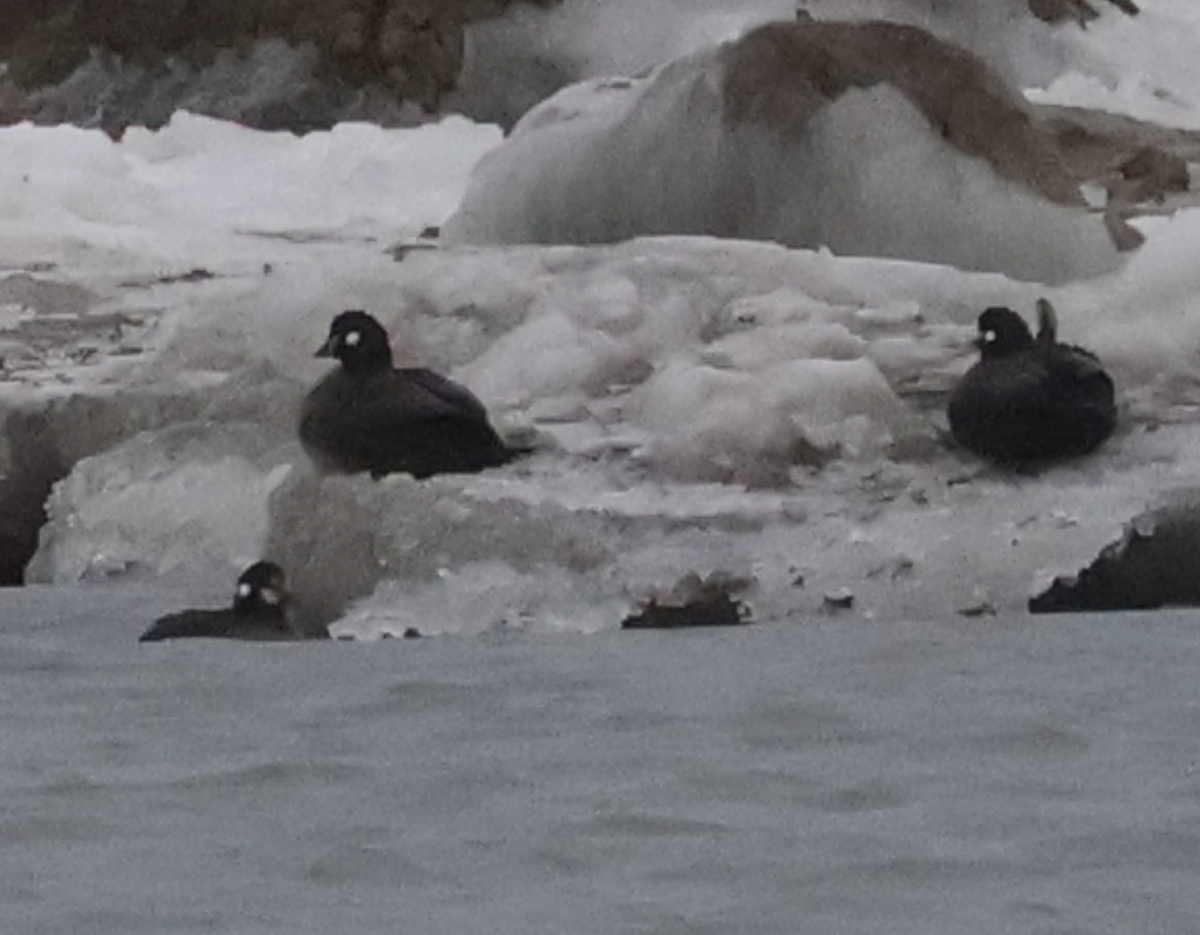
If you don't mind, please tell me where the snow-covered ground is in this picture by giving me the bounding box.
[2,2,1200,636]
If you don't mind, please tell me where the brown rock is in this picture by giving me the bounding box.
[723,21,1084,207]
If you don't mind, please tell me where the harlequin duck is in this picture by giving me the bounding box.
[947,300,1116,464]
[299,310,527,479]
[139,561,320,642]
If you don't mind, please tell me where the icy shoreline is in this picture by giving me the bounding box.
[4,9,1200,635]
[4,230,1198,636]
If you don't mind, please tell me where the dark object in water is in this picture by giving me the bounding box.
[139,561,324,642]
[621,571,753,630]
[621,593,749,630]
[299,309,529,479]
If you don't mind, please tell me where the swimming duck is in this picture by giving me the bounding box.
[139,561,319,642]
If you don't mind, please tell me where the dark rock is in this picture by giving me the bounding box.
[0,0,562,132]
[1030,491,1200,613]
[822,588,855,613]
[1027,0,1138,25]
[621,571,752,630]
[622,594,748,630]
[722,20,1085,208]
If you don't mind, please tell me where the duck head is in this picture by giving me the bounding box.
[976,306,1035,358]
[316,310,393,372]
[232,561,289,613]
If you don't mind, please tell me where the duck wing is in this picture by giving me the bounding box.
[140,607,297,642]
[1045,345,1114,398]
[300,368,516,478]
[139,609,217,641]
[400,368,491,421]
[1043,346,1117,448]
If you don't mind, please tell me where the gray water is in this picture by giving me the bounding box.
[2,585,1200,934]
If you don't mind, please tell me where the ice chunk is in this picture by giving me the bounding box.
[28,422,295,584]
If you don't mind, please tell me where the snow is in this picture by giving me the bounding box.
[1027,1,1200,129]
[443,30,1122,283]
[0,0,1199,637]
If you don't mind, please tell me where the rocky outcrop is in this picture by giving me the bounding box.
[723,20,1086,207]
[0,0,1143,134]
[1030,491,1200,613]
[0,0,559,131]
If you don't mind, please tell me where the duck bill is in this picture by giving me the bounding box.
[314,337,335,358]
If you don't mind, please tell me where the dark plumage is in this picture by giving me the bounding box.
[299,310,526,479]
[139,561,319,642]
[947,301,1116,464]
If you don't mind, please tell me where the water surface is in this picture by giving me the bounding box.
[2,586,1198,934]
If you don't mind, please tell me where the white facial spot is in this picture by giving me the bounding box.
[344,330,361,348]
[982,329,997,344]
[237,582,253,598]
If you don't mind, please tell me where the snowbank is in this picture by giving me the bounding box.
[445,21,1122,283]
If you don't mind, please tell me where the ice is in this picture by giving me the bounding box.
[16,213,1200,632]
[0,111,501,284]
[444,31,1121,283]
[19,227,1197,633]
[27,421,296,585]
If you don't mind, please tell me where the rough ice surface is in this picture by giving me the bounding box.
[13,225,1200,636]
[28,422,297,585]
[2,2,1200,637]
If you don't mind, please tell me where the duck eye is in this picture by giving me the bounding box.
[237,582,253,598]
[344,330,361,348]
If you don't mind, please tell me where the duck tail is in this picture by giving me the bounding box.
[1035,298,1058,346]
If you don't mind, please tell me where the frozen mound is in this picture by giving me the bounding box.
[444,20,1123,283]
[263,469,621,636]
